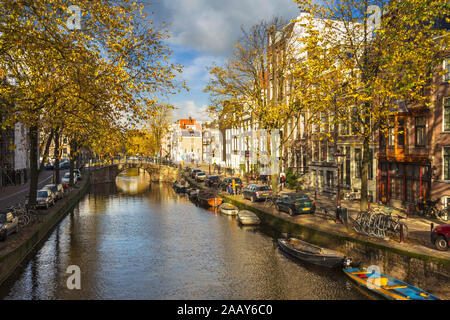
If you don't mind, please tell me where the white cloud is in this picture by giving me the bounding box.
[180,55,224,90]
[173,100,211,122]
[152,0,300,55]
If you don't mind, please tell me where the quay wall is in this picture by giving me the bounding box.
[0,179,89,286]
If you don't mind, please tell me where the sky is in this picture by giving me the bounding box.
[147,0,302,123]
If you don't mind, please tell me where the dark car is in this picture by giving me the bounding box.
[205,175,220,187]
[431,224,450,251]
[219,177,243,192]
[242,184,272,202]
[59,161,70,169]
[275,193,316,216]
[44,163,54,170]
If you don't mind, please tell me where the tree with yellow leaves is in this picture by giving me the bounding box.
[0,1,185,206]
[293,0,449,211]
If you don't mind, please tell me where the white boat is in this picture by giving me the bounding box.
[237,210,260,225]
[219,203,239,215]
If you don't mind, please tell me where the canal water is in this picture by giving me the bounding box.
[0,168,368,299]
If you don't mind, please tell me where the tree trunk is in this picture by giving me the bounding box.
[360,138,370,212]
[53,128,60,184]
[28,125,39,208]
[69,140,76,186]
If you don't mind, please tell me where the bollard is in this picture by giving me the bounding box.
[400,223,404,243]
[431,222,434,231]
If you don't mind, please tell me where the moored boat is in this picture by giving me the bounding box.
[237,210,260,225]
[197,190,222,208]
[219,203,239,215]
[343,267,440,300]
[186,188,199,203]
[173,182,187,193]
[277,238,347,268]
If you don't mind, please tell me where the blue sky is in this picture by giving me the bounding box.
[147,0,301,122]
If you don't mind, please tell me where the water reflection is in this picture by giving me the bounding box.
[0,169,367,300]
[115,168,150,195]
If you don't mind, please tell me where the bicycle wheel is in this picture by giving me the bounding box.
[438,209,449,221]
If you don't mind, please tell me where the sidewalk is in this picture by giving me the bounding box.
[280,187,446,247]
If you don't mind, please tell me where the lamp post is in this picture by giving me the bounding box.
[296,149,300,175]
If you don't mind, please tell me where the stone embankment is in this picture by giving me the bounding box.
[0,178,89,286]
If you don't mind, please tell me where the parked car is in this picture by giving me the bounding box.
[44,163,54,170]
[43,184,64,200]
[219,177,243,192]
[0,212,19,241]
[431,224,450,251]
[73,169,82,180]
[191,169,201,179]
[62,172,78,185]
[242,184,272,202]
[195,172,206,182]
[36,189,56,209]
[205,175,220,187]
[275,193,316,216]
[59,161,70,169]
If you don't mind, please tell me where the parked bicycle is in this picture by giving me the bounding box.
[353,206,408,240]
[264,195,280,209]
[414,198,449,221]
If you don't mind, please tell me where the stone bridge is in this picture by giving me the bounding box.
[88,160,180,184]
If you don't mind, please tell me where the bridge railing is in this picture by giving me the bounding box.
[83,157,167,169]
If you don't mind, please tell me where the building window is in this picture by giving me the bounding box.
[444,98,450,131]
[300,113,305,138]
[443,196,450,209]
[397,118,405,147]
[321,143,326,161]
[444,147,450,180]
[320,112,327,132]
[415,117,426,146]
[444,58,450,82]
[388,122,395,147]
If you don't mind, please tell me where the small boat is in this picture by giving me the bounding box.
[237,210,260,225]
[197,190,222,208]
[173,182,187,193]
[187,188,199,203]
[343,267,440,300]
[277,238,346,268]
[219,203,239,215]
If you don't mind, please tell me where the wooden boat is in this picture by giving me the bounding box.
[173,182,187,193]
[277,238,346,268]
[219,203,239,215]
[237,210,260,225]
[187,188,199,203]
[343,267,440,300]
[197,190,222,208]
